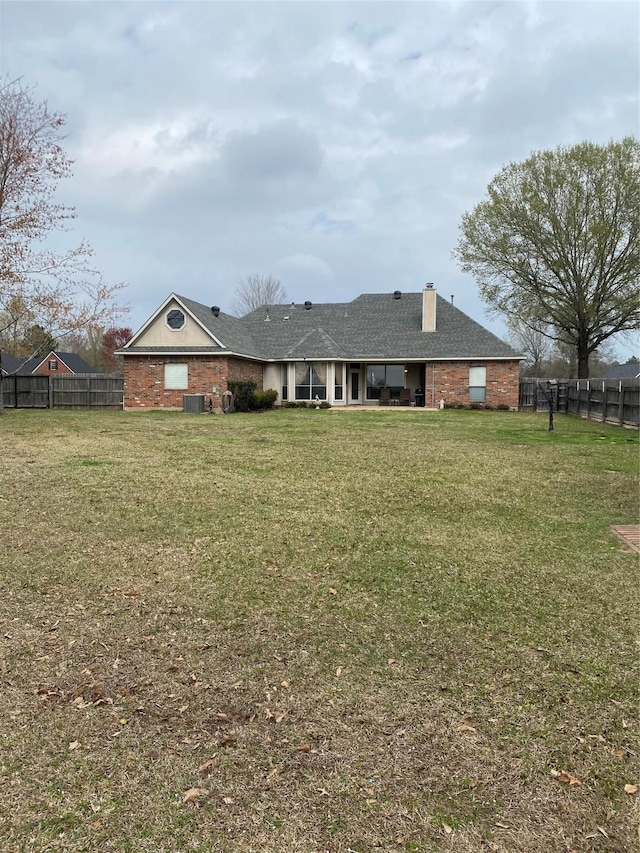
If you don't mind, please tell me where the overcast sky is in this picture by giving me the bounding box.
[1,1,638,356]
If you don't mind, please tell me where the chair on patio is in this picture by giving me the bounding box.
[379,387,391,406]
[399,388,411,406]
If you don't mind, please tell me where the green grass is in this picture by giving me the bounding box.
[1,408,638,852]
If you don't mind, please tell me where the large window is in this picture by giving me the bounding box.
[366,364,405,400]
[295,362,327,400]
[469,366,487,402]
[164,363,188,389]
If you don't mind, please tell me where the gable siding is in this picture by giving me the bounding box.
[134,302,217,347]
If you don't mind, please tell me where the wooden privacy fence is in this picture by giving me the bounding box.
[519,378,639,428]
[2,373,123,410]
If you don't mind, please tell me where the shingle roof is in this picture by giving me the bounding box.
[1,352,99,374]
[1,355,25,375]
[126,291,521,362]
[603,361,640,379]
[229,292,516,360]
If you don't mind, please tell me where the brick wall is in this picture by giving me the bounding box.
[123,355,263,410]
[124,355,519,410]
[32,358,73,376]
[431,360,520,408]
[227,358,263,388]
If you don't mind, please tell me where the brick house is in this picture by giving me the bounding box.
[1,351,99,376]
[119,286,523,410]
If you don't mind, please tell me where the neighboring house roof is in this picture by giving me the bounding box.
[1,351,99,374]
[1,354,24,375]
[603,361,640,379]
[122,291,522,362]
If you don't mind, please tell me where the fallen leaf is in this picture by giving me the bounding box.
[222,796,234,805]
[624,784,638,795]
[336,667,342,677]
[198,757,218,774]
[597,827,609,839]
[68,740,80,751]
[442,823,453,834]
[495,822,509,829]
[297,743,311,753]
[556,770,581,786]
[328,588,337,595]
[456,724,476,733]
[182,787,208,804]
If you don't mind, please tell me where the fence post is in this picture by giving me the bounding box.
[618,381,624,426]
[48,377,54,409]
[586,380,591,421]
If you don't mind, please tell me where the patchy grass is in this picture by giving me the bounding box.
[1,408,638,853]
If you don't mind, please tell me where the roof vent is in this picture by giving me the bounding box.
[283,315,290,321]
[304,300,312,310]
[425,282,434,289]
[264,311,271,322]
[450,294,454,304]
[211,306,220,317]
[393,290,401,299]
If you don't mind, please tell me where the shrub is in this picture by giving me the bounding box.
[319,401,332,409]
[496,403,510,411]
[285,401,298,408]
[227,381,257,412]
[253,389,278,410]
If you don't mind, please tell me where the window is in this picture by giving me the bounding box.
[48,359,58,371]
[281,365,288,401]
[334,362,344,401]
[166,309,185,330]
[366,364,405,400]
[164,363,188,389]
[295,362,327,400]
[469,366,487,402]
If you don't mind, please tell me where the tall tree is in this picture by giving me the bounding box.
[21,323,57,359]
[101,326,132,373]
[0,76,126,408]
[231,274,288,316]
[454,138,640,378]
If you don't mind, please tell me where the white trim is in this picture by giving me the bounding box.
[122,293,225,349]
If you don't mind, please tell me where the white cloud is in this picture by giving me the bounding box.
[1,0,637,360]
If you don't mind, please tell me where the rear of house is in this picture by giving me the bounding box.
[119,286,523,410]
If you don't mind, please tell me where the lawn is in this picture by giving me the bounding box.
[1,407,638,853]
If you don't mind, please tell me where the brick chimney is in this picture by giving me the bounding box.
[422,283,436,332]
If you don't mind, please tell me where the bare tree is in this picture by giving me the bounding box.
[0,76,127,410]
[506,318,553,376]
[231,274,288,316]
